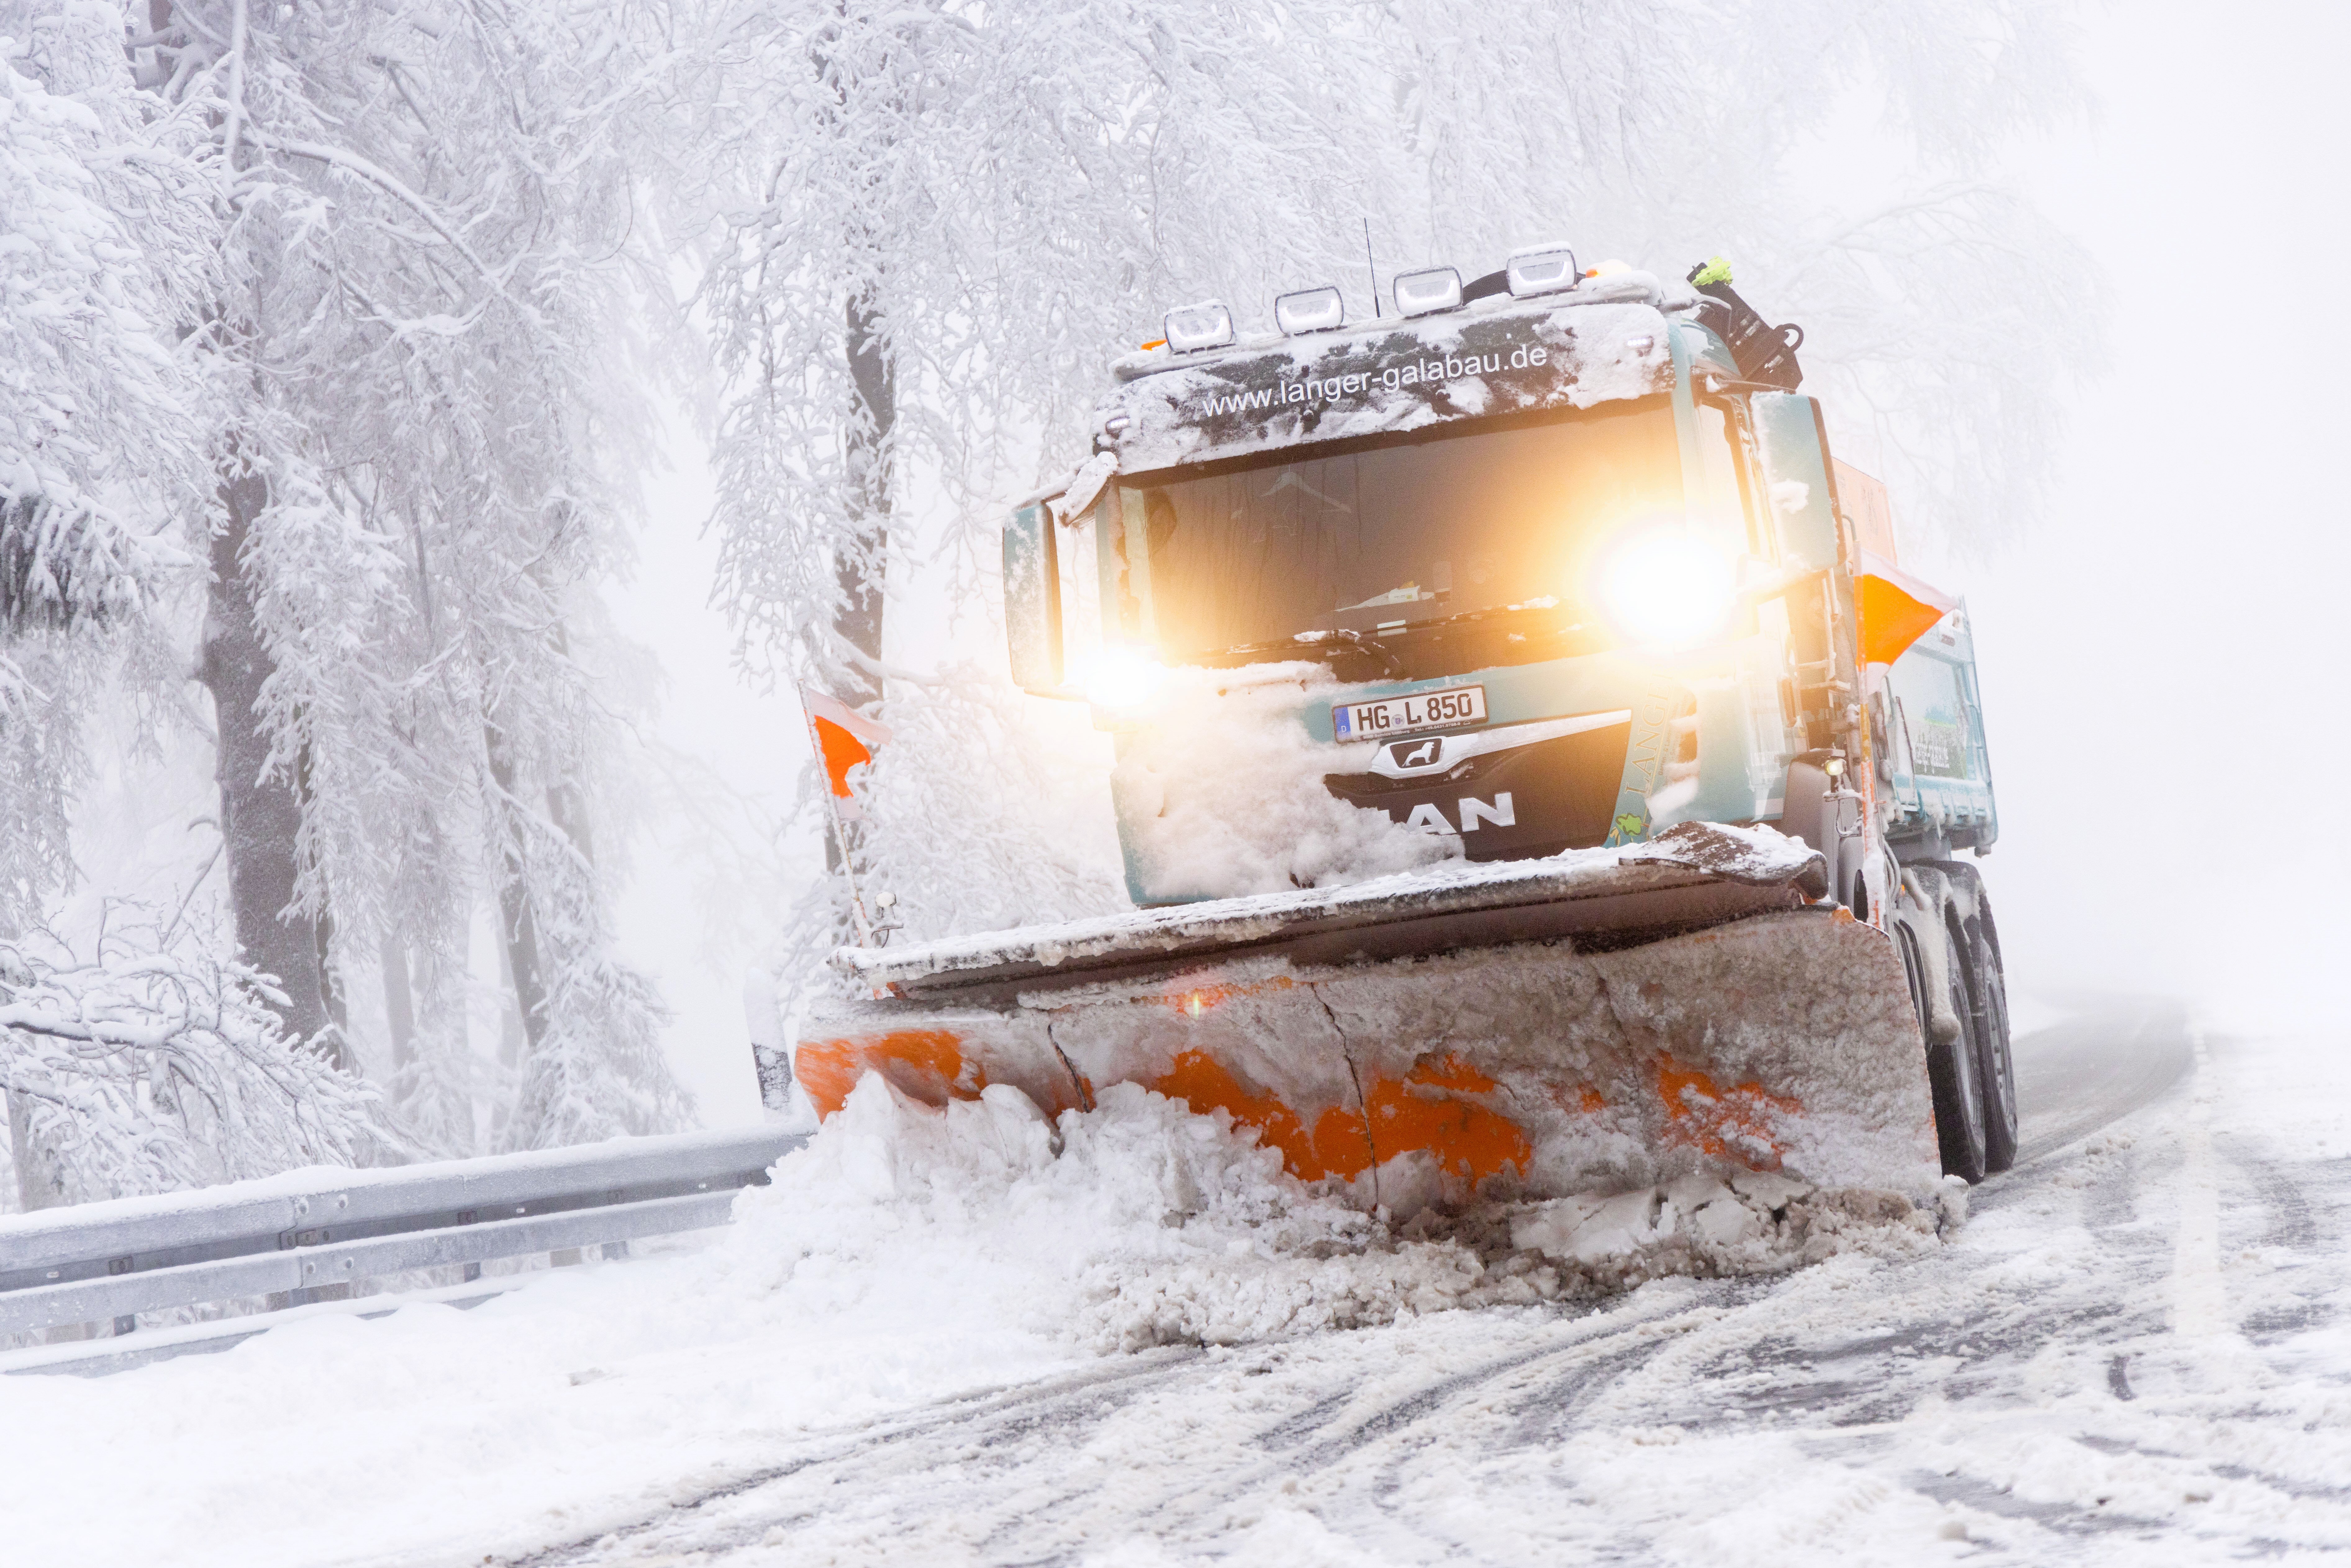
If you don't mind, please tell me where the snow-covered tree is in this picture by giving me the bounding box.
[1,3,406,1208]
[687,0,1399,701]
[1370,0,2099,546]
[137,1,693,1148]
[1,0,206,931]
[3,918,392,1208]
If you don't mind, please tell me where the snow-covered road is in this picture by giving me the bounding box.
[506,1005,2350,1566]
[9,1003,2346,1568]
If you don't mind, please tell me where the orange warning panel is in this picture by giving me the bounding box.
[1149,1048,1536,1188]
[1150,1049,1364,1181]
[1363,1054,1533,1183]
[796,1029,975,1117]
[1654,1056,1800,1170]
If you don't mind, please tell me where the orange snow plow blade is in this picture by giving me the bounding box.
[799,825,1943,1208]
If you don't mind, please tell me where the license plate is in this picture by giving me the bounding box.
[1333,684,1486,740]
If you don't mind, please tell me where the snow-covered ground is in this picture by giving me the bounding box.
[2,1001,2346,1567]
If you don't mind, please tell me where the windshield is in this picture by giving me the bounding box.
[1125,398,1688,664]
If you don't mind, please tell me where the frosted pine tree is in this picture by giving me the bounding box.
[138,1,693,1149]
[1,2,390,1208]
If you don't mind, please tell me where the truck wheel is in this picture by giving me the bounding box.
[1930,915,1989,1183]
[1972,918,2019,1174]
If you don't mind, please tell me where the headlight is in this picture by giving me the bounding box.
[1597,530,1739,648]
[1083,646,1168,711]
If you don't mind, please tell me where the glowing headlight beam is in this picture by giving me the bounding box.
[1082,646,1168,711]
[1596,530,1740,649]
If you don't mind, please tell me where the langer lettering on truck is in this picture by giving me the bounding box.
[1200,339,1557,418]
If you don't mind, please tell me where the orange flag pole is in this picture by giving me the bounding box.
[798,686,894,949]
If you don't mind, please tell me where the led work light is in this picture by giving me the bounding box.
[1393,267,1463,317]
[1506,242,1580,299]
[1274,286,1345,335]
[1162,301,1235,353]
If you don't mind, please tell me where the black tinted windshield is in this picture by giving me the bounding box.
[1128,397,1683,663]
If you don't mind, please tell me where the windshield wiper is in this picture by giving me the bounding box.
[1190,603,1596,680]
[1199,628,1405,679]
[1376,599,1588,637]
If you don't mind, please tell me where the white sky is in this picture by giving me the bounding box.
[1962,0,2350,1028]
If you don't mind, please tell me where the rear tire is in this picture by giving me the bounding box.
[1929,915,1989,1184]
[1971,916,2019,1174]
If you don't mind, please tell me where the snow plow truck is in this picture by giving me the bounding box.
[775,248,2017,1211]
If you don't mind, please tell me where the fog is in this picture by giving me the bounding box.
[1965,1,2350,1029]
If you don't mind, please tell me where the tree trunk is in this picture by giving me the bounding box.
[197,455,335,1054]
[7,1089,68,1212]
[828,294,894,877]
[839,292,894,703]
[484,730,549,1062]
[380,935,416,1071]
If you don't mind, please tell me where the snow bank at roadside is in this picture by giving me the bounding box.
[725,1074,1959,1355]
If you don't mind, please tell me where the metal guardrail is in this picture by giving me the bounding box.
[0,1124,809,1352]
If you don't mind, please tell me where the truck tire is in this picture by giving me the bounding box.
[1971,913,2019,1174]
[1931,913,1989,1183]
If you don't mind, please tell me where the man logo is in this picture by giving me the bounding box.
[1396,792,1515,835]
[1460,793,1515,830]
[1391,737,1441,769]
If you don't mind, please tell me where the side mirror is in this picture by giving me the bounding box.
[1749,392,1839,570]
[1004,499,1064,695]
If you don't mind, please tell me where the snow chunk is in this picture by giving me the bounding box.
[1506,1171,1945,1291]
[1110,666,1457,899]
[1624,820,1827,896]
[1060,450,1119,519]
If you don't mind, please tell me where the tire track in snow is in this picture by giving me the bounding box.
[499,1350,1207,1568]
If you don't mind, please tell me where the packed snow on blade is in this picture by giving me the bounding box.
[804,824,1942,1212]
[778,247,2019,1227]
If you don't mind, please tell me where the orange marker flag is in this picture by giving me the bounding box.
[798,685,894,821]
[1854,550,1959,668]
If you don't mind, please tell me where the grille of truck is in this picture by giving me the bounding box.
[1322,721,1629,861]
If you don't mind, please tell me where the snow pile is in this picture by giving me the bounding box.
[1626,819,1828,894]
[1109,666,1458,900]
[1505,1172,1955,1294]
[725,1073,1958,1357]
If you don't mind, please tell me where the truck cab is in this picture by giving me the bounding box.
[1005,256,1996,930]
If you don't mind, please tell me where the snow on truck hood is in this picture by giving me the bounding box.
[1092,270,1702,481]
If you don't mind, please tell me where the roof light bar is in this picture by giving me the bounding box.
[1274,286,1345,335]
[1162,300,1235,353]
[1393,266,1463,317]
[1506,242,1579,299]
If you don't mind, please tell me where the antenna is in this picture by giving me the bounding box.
[1364,219,1381,318]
